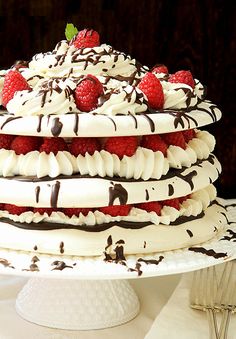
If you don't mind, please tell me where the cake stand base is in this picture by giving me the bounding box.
[15,277,140,330]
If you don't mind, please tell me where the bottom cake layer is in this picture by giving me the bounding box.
[0,201,228,256]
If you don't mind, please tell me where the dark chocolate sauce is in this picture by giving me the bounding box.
[128,262,143,276]
[141,113,155,132]
[109,182,128,205]
[186,229,193,238]
[137,255,164,265]
[50,181,60,208]
[145,189,149,201]
[0,258,14,269]
[51,117,63,137]
[188,247,227,259]
[23,256,40,272]
[37,114,43,133]
[178,170,197,191]
[105,235,113,251]
[73,113,79,135]
[51,260,73,271]
[35,186,40,203]
[0,116,22,130]
[114,244,126,261]
[59,241,64,254]
[168,184,174,196]
[220,229,236,242]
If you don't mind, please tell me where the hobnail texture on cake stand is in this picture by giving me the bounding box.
[15,278,140,330]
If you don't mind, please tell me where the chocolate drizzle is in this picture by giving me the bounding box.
[188,247,227,259]
[137,255,164,265]
[0,116,22,130]
[35,186,40,203]
[59,241,64,254]
[51,260,73,271]
[168,184,174,196]
[23,256,40,272]
[141,113,155,132]
[145,189,149,201]
[114,242,126,261]
[50,181,60,208]
[73,113,79,135]
[128,262,143,276]
[37,114,43,133]
[178,170,197,191]
[51,117,63,136]
[220,229,236,242]
[0,258,14,269]
[105,235,113,251]
[186,229,193,238]
[109,182,128,206]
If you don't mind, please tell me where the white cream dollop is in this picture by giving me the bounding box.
[0,129,216,179]
[7,78,79,116]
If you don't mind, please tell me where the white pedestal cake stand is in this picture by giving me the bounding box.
[15,278,140,330]
[0,202,235,330]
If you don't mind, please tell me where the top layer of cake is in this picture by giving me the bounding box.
[0,28,221,137]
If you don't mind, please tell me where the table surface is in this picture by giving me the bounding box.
[0,273,181,339]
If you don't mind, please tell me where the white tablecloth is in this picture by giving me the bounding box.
[0,274,180,339]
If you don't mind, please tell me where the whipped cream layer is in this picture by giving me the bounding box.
[0,100,222,138]
[0,155,221,208]
[0,201,227,255]
[0,130,215,179]
[28,42,147,79]
[0,185,217,227]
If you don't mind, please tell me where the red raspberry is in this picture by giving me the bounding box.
[75,75,103,112]
[63,208,91,218]
[137,201,162,215]
[11,136,42,155]
[141,134,168,156]
[33,207,58,216]
[182,129,196,143]
[70,137,101,156]
[168,70,195,89]
[40,137,68,155]
[152,64,168,74]
[162,131,186,149]
[72,29,100,49]
[0,134,15,150]
[162,198,180,210]
[99,204,131,217]
[104,136,138,159]
[138,72,164,109]
[4,204,31,215]
[0,203,4,210]
[2,70,31,107]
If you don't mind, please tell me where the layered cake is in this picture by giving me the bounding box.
[0,26,226,257]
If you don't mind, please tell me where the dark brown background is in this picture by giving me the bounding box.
[0,0,235,197]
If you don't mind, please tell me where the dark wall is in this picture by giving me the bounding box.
[0,0,235,197]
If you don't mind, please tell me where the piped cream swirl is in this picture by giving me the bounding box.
[0,130,215,179]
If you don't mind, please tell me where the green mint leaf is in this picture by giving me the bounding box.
[65,23,78,41]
